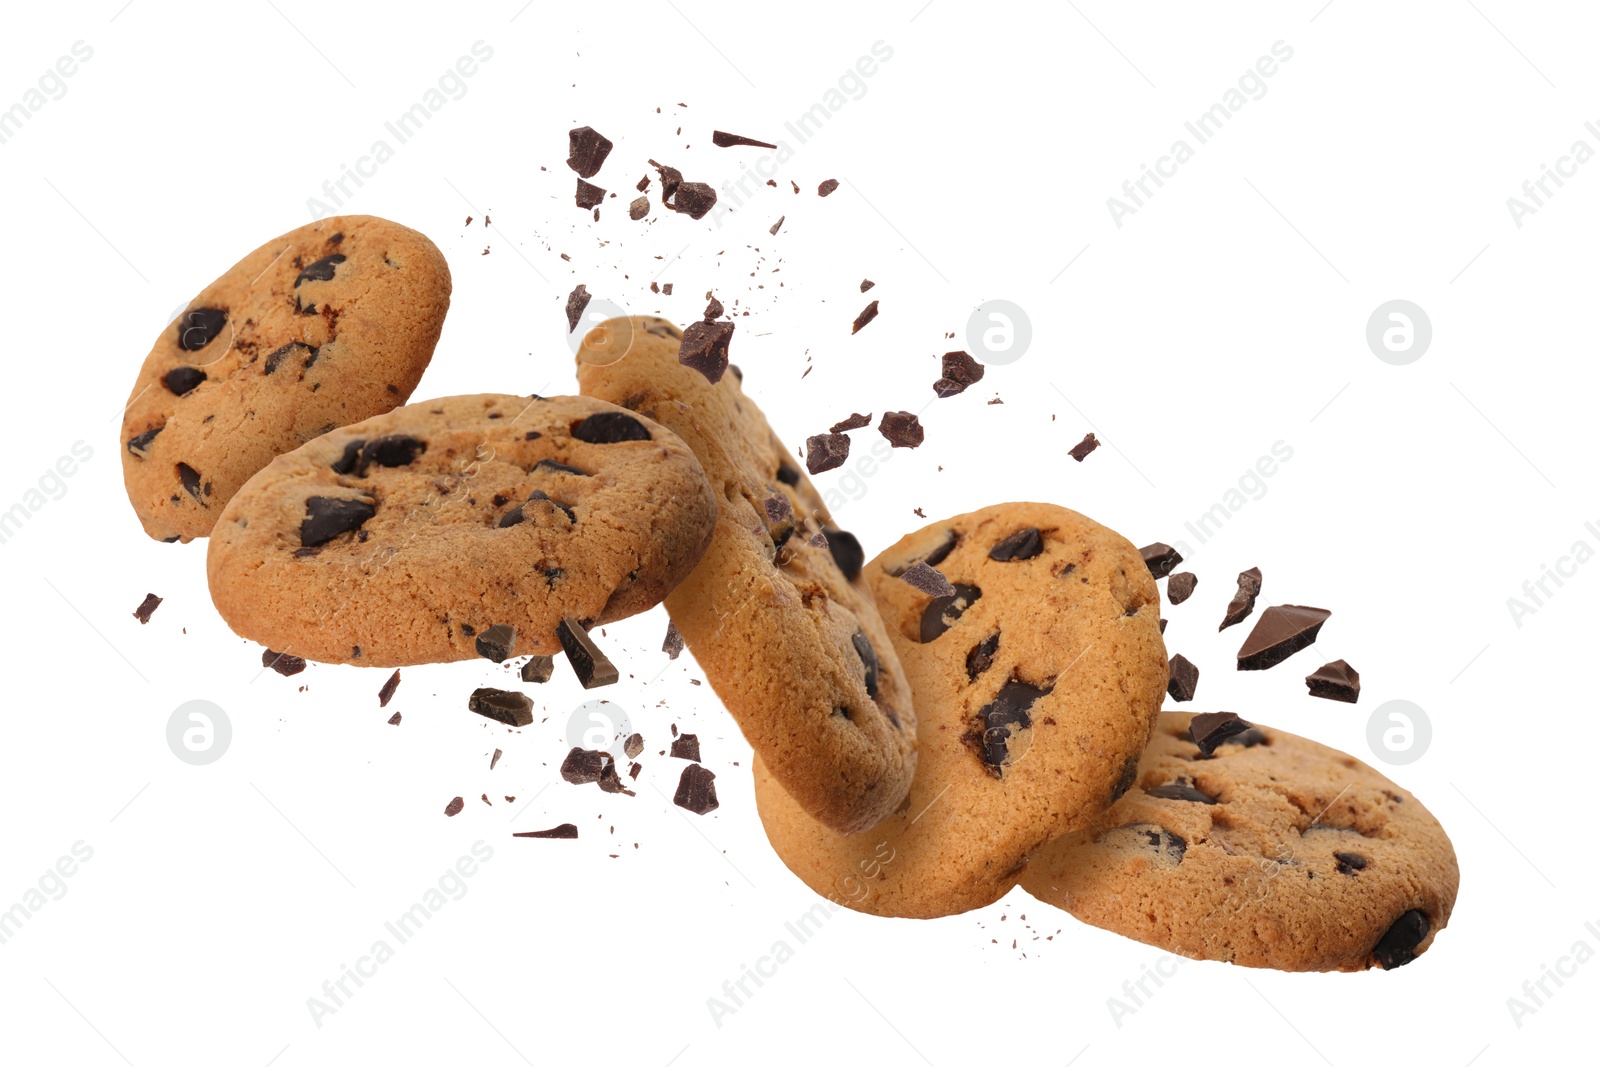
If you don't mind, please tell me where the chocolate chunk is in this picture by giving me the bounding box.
[561,747,612,784]
[670,733,701,762]
[673,764,719,815]
[132,593,162,624]
[1145,778,1218,804]
[968,679,1051,775]
[1236,605,1331,671]
[460,624,476,637]
[900,560,956,597]
[1139,542,1183,579]
[387,711,401,725]
[919,583,983,642]
[678,320,735,383]
[533,458,590,477]
[650,159,683,201]
[468,687,534,727]
[1220,567,1263,631]
[566,126,613,177]
[1372,910,1430,969]
[1335,851,1368,875]
[1189,711,1254,755]
[565,284,591,333]
[1159,618,1167,634]
[1110,756,1140,802]
[475,624,516,663]
[444,796,464,817]
[262,649,307,676]
[294,254,345,287]
[628,196,649,220]
[361,435,426,470]
[573,411,651,443]
[557,617,619,688]
[989,527,1043,562]
[624,732,644,759]
[762,495,794,548]
[817,178,839,196]
[176,307,227,351]
[163,366,206,396]
[712,130,778,149]
[878,411,924,449]
[805,432,851,474]
[932,350,985,398]
[851,300,879,334]
[262,343,300,375]
[575,179,605,209]
[775,463,801,486]
[663,621,684,660]
[330,439,365,475]
[830,412,871,433]
[177,462,204,502]
[1167,572,1197,605]
[965,632,1000,681]
[378,669,401,707]
[769,215,784,235]
[672,182,717,219]
[1306,659,1360,703]
[1059,435,1099,466]
[300,496,376,547]
[127,426,162,457]
[850,631,880,698]
[516,656,552,684]
[1166,653,1199,702]
[822,528,863,581]
[515,823,579,839]
[860,279,874,292]
[703,295,724,320]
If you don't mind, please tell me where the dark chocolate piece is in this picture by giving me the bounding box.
[851,300,879,334]
[1236,605,1332,671]
[850,631,880,699]
[989,527,1043,562]
[1167,572,1198,605]
[830,412,871,433]
[673,764,719,815]
[663,622,684,660]
[1220,567,1263,631]
[557,617,619,688]
[900,560,955,598]
[468,687,534,727]
[1305,659,1360,703]
[520,655,554,683]
[294,254,345,287]
[132,593,162,624]
[572,411,651,443]
[919,584,982,642]
[1371,910,1430,969]
[444,796,464,817]
[386,711,401,725]
[670,733,701,762]
[860,279,874,292]
[1189,711,1254,755]
[628,196,649,220]
[176,307,227,351]
[805,433,850,474]
[566,126,613,177]
[817,178,839,196]
[968,679,1050,776]
[877,411,924,448]
[300,496,376,547]
[514,823,579,839]
[475,624,516,663]
[575,179,606,210]
[672,182,717,219]
[624,733,644,759]
[127,426,162,457]
[965,632,1000,681]
[1167,653,1199,702]
[932,350,984,397]
[565,284,591,332]
[822,528,863,581]
[377,669,401,707]
[1068,433,1099,462]
[262,649,306,677]
[703,295,724,320]
[1145,778,1217,804]
[163,366,206,396]
[678,320,734,383]
[712,130,778,149]
[177,462,204,502]
[1335,851,1368,875]
[1139,542,1183,579]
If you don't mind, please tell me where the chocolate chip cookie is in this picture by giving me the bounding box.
[122,216,450,543]
[1019,712,1459,971]
[576,316,914,835]
[754,503,1169,917]
[206,393,716,667]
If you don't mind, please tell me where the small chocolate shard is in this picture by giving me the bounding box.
[133,593,163,624]
[712,130,778,149]
[769,215,784,235]
[965,632,1000,681]
[1306,659,1360,703]
[468,687,534,727]
[1237,605,1331,671]
[920,584,983,642]
[566,126,613,177]
[1167,572,1198,605]
[628,196,649,220]
[444,796,464,817]
[817,178,839,196]
[805,432,851,474]
[932,350,984,397]
[851,300,879,334]
[1372,910,1430,969]
[557,617,619,689]
[900,560,955,598]
[762,495,794,549]
[850,631,880,698]
[163,366,206,396]
[670,733,701,763]
[1139,543,1183,579]
[377,669,401,707]
[520,655,554,683]
[673,763,719,815]
[386,711,401,725]
[1335,851,1369,875]
[860,279,874,292]
[1167,653,1199,702]
[1145,778,1218,804]
[678,320,735,383]
[830,412,870,433]
[565,284,591,333]
[262,649,306,677]
[176,307,227,351]
[573,411,652,443]
[624,732,644,759]
[878,411,924,448]
[515,823,579,839]
[300,496,376,547]
[1189,711,1254,755]
[989,527,1043,562]
[1068,433,1100,462]
[1220,567,1263,631]
[968,679,1050,775]
[490,748,503,770]
[475,624,516,663]
[663,621,684,660]
[822,528,863,581]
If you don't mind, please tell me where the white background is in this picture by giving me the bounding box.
[1,2,1594,1064]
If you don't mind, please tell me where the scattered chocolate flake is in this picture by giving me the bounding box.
[703,295,724,320]
[967,680,1051,776]
[515,824,579,839]
[444,796,464,817]
[573,411,652,443]
[822,528,863,581]
[1145,778,1217,803]
[900,560,955,597]
[712,130,778,148]
[557,617,620,689]
[1189,711,1254,755]
[672,182,717,219]
[769,216,784,235]
[663,622,684,660]
[1167,653,1199,702]
[520,655,554,683]
[1335,851,1368,875]
[920,584,982,642]
[566,126,613,177]
[133,593,163,624]
[1167,572,1198,605]
[791,180,800,194]
[830,412,870,432]
[377,669,401,707]
[624,733,644,759]
[673,764,719,815]
[878,411,924,448]
[860,279,874,292]
[1219,567,1263,631]
[386,711,401,725]
[1372,910,1430,969]
[1236,605,1331,671]
[565,284,591,333]
[851,300,879,334]
[678,320,734,383]
[300,496,376,547]
[932,350,984,397]
[670,733,702,762]
[987,397,1004,405]
[490,748,503,770]
[1138,543,1183,580]
[805,432,851,474]
[262,649,306,677]
[1068,433,1099,462]
[629,196,650,220]
[989,527,1043,562]
[475,624,517,663]
[468,687,534,727]
[817,178,839,196]
[1305,659,1360,703]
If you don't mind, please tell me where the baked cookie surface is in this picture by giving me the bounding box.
[1019,711,1459,971]
[754,502,1169,917]
[206,393,716,667]
[122,215,450,542]
[576,316,914,835]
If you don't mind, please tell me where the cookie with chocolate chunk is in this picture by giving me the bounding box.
[576,316,913,835]
[1019,711,1459,971]
[754,503,1168,917]
[121,216,450,543]
[206,393,716,667]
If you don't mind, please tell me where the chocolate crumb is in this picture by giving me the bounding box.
[386,711,401,725]
[818,179,839,197]
[1068,433,1099,462]
[378,669,401,707]
[133,593,163,624]
[262,649,306,677]
[851,300,879,334]
[444,797,464,817]
[860,279,874,292]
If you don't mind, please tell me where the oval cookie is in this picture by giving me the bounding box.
[121,215,450,542]
[1019,712,1460,971]
[206,393,717,667]
[754,502,1169,917]
[577,316,914,836]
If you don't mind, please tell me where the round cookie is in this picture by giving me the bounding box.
[754,502,1169,918]
[207,393,716,667]
[122,215,450,543]
[576,316,914,836]
[1019,711,1460,972]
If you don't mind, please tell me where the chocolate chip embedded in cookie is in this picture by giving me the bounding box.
[577,316,914,835]
[206,393,716,668]
[121,216,450,543]
[1019,712,1460,972]
[754,503,1169,918]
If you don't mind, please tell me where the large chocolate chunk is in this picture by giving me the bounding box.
[1167,653,1199,702]
[673,764,719,815]
[850,631,880,699]
[1189,711,1254,755]
[1334,851,1369,875]
[1219,567,1263,631]
[475,624,516,663]
[557,617,619,688]
[1167,571,1197,605]
[262,649,307,676]
[968,679,1050,776]
[989,527,1043,562]
[932,350,984,397]
[300,496,376,547]
[520,655,554,683]
[294,254,346,287]
[572,411,651,444]
[1236,605,1331,671]
[822,528,863,581]
[163,366,206,396]
[1139,542,1183,579]
[1371,910,1430,969]
[878,411,924,449]
[1305,659,1360,703]
[672,182,717,219]
[361,435,427,471]
[678,320,734,383]
[177,462,204,502]
[920,584,982,642]
[670,733,701,763]
[127,426,162,458]
[469,687,534,727]
[566,126,614,177]
[805,433,850,474]
[176,308,227,351]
